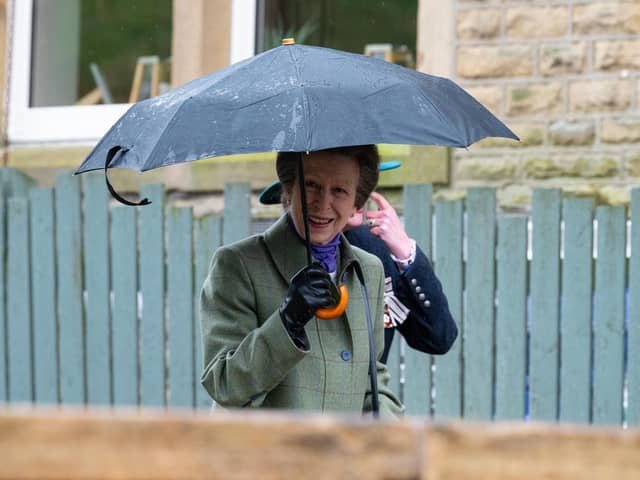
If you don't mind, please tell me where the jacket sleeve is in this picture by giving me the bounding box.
[394,245,458,355]
[200,245,306,407]
[363,262,404,418]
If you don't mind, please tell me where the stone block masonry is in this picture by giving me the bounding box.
[429,0,640,210]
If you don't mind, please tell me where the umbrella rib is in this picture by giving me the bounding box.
[140,96,198,171]
[412,77,468,147]
[286,46,311,150]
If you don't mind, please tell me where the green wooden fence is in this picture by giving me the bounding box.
[1,167,638,426]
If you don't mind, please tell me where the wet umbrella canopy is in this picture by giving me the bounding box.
[76,42,517,175]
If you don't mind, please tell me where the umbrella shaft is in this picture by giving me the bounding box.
[298,152,312,266]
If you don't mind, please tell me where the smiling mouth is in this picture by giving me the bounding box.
[308,215,333,227]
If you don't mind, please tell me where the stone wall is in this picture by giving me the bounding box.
[443,0,640,208]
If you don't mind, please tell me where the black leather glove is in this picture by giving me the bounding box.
[280,263,340,349]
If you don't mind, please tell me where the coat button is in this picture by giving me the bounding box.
[418,293,426,301]
[340,350,352,361]
[424,300,431,307]
[411,278,417,286]
[415,286,422,293]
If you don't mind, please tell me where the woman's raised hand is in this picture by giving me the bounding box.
[365,191,413,260]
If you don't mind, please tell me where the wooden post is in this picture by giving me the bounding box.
[129,56,161,103]
[128,62,144,103]
[172,0,231,88]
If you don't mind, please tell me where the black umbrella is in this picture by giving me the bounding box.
[77,42,516,176]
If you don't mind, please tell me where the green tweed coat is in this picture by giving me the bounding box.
[200,214,403,418]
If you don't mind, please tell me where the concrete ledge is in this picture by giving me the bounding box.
[6,144,449,192]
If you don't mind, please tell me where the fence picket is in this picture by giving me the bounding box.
[630,189,640,426]
[0,185,5,401]
[82,173,112,405]
[433,199,463,420]
[167,207,194,407]
[30,188,58,404]
[0,168,36,198]
[139,184,166,407]
[55,172,85,405]
[402,184,433,415]
[560,198,594,423]
[194,215,222,410]
[404,184,432,258]
[592,206,626,425]
[385,338,402,403]
[7,198,32,403]
[223,183,251,245]
[495,215,527,420]
[464,188,496,420]
[530,189,561,421]
[111,206,138,406]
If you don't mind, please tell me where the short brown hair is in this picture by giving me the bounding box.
[276,145,379,209]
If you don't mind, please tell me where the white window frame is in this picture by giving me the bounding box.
[7,0,129,144]
[7,0,257,145]
[231,0,256,64]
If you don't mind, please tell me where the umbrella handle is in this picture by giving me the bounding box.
[315,284,348,319]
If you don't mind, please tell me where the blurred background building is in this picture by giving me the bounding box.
[1,0,639,212]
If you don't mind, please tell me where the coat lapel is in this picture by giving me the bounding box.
[339,236,372,359]
[263,214,308,283]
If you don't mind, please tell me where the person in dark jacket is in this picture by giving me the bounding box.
[259,165,457,363]
[345,191,457,362]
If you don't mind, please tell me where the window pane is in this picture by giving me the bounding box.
[30,0,172,107]
[258,0,416,67]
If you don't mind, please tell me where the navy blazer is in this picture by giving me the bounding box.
[345,225,458,363]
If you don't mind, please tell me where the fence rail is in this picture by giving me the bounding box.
[1,168,638,426]
[2,409,639,480]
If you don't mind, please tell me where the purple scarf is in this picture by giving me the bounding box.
[287,214,341,273]
[310,234,341,273]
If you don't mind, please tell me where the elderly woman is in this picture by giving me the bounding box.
[200,145,403,417]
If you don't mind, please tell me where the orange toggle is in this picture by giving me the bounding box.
[316,284,348,320]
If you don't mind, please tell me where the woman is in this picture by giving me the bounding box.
[200,145,403,417]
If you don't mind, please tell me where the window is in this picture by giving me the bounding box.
[256,0,417,66]
[31,0,172,107]
[9,0,172,143]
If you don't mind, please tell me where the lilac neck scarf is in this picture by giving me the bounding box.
[310,234,341,273]
[287,214,341,273]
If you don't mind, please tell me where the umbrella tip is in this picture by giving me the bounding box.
[281,38,295,45]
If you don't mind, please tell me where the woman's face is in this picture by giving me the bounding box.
[288,151,359,245]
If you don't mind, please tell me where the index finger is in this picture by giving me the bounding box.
[369,191,392,210]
